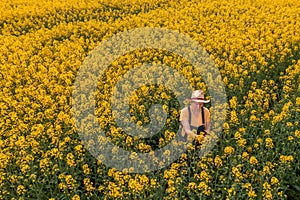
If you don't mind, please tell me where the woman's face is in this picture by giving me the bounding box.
[191,101,204,110]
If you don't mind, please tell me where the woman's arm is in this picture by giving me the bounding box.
[181,120,198,138]
[205,121,211,134]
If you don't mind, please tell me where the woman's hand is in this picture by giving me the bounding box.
[186,130,197,142]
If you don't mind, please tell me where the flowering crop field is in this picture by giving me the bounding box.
[0,0,299,199]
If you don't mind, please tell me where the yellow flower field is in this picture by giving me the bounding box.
[0,0,299,199]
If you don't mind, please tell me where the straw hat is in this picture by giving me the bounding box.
[186,90,210,103]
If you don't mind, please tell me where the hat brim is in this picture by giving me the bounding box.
[186,98,210,103]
